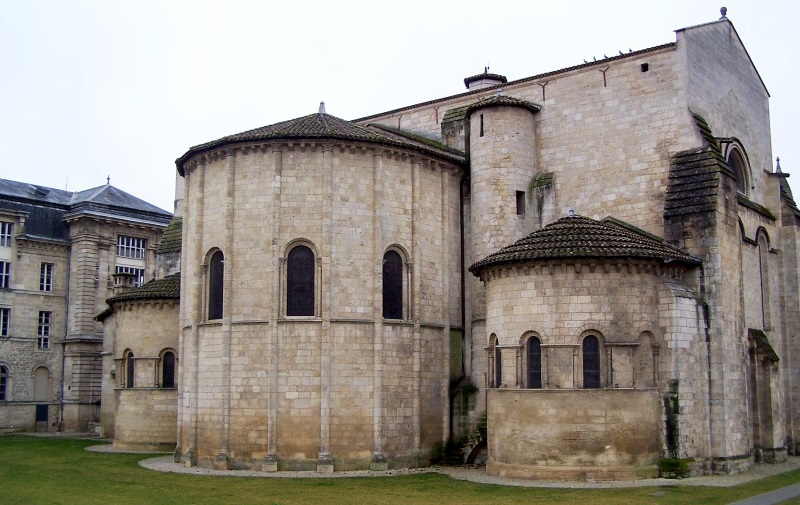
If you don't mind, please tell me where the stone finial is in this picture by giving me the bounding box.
[319,101,326,114]
[720,6,728,19]
[776,157,782,173]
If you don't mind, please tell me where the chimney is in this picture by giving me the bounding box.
[112,272,137,296]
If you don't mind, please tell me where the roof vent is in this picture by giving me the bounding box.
[319,101,326,114]
[27,185,49,197]
[464,67,508,90]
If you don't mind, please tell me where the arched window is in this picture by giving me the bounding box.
[527,336,542,389]
[383,250,403,319]
[124,351,135,388]
[208,250,224,320]
[0,365,7,401]
[583,335,600,389]
[728,148,748,195]
[161,351,176,389]
[287,245,315,316]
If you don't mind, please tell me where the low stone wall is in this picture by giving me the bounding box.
[487,388,661,481]
[113,388,177,451]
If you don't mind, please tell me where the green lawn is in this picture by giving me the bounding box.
[1,435,799,505]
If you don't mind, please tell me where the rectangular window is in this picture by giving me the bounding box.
[0,261,9,289]
[37,311,50,350]
[116,235,146,259]
[0,222,12,247]
[0,308,9,336]
[115,266,145,287]
[40,263,53,291]
[516,191,526,216]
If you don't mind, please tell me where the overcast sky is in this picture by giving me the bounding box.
[2,0,798,213]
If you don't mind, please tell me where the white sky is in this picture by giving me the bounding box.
[1,0,798,213]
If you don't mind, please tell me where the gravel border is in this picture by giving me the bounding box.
[120,452,800,489]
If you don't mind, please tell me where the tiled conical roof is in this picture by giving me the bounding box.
[465,95,541,115]
[107,273,180,304]
[469,215,700,274]
[176,112,464,173]
[157,217,183,254]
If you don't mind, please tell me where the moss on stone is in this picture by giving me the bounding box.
[659,457,695,478]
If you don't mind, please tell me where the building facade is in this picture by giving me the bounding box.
[0,180,171,432]
[100,14,800,480]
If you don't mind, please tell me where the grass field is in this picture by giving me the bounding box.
[2,435,800,505]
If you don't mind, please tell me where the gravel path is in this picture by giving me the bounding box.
[90,447,799,489]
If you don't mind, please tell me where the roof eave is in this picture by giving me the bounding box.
[176,134,465,175]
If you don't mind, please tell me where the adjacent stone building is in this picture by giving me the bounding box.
[0,179,171,432]
[101,13,800,480]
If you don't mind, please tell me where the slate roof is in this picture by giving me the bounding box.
[469,215,700,275]
[157,217,183,254]
[0,179,73,205]
[176,113,465,174]
[68,184,171,216]
[0,178,172,239]
[106,273,181,305]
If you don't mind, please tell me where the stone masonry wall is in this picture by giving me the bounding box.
[179,141,459,469]
[487,388,661,481]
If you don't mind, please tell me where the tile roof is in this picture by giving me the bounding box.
[176,113,465,174]
[106,273,180,305]
[779,175,800,217]
[464,95,542,115]
[663,113,728,218]
[463,72,507,88]
[157,216,183,254]
[367,124,465,158]
[469,215,700,275]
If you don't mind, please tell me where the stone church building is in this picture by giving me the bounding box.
[95,14,800,480]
